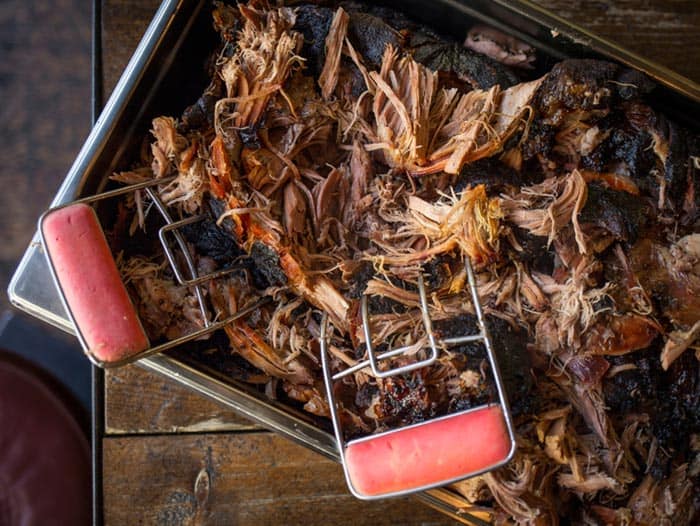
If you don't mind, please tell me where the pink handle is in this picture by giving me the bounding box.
[345,405,511,497]
[42,204,149,363]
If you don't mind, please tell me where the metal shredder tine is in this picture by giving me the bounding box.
[361,273,439,378]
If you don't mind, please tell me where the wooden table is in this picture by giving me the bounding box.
[99,1,700,524]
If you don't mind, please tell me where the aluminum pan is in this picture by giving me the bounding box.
[8,1,700,524]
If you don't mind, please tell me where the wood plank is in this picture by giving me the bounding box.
[532,0,700,82]
[0,0,92,312]
[101,0,160,95]
[99,0,700,98]
[104,365,257,434]
[102,433,456,525]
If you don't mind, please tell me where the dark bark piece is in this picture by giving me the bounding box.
[510,227,556,275]
[614,67,656,100]
[295,4,404,74]
[521,119,556,161]
[295,2,518,92]
[346,11,404,69]
[250,241,288,286]
[374,372,437,426]
[531,59,655,134]
[433,314,482,354]
[341,1,418,32]
[181,201,244,266]
[580,182,649,244]
[422,253,458,290]
[411,40,519,89]
[683,133,700,225]
[535,59,619,118]
[434,315,533,416]
[180,199,271,290]
[180,76,224,131]
[486,317,534,417]
[293,5,335,77]
[607,125,656,181]
[665,120,691,211]
[604,349,699,479]
[454,157,523,194]
[344,259,374,299]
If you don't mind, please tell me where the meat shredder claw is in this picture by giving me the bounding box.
[319,258,516,499]
[39,177,268,368]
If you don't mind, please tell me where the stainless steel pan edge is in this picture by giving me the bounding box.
[8,1,700,524]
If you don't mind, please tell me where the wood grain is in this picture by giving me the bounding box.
[99,0,700,97]
[101,0,160,95]
[103,433,455,525]
[0,0,91,312]
[532,0,700,82]
[104,365,256,434]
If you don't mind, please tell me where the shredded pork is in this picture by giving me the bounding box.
[107,2,700,524]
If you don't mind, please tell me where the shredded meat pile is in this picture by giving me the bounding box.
[110,1,700,523]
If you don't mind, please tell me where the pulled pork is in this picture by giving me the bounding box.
[109,2,700,524]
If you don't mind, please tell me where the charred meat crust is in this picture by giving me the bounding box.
[603,114,657,181]
[345,11,404,69]
[534,59,620,117]
[180,208,274,290]
[181,199,244,265]
[604,348,699,479]
[410,40,519,90]
[510,227,555,275]
[180,76,225,131]
[294,5,404,72]
[454,157,523,194]
[524,60,650,161]
[293,5,335,76]
[250,241,288,286]
[434,315,532,415]
[580,182,648,244]
[295,2,519,90]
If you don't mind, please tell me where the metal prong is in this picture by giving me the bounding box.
[158,215,239,287]
[442,333,485,345]
[145,187,209,327]
[363,273,439,379]
[60,176,176,207]
[463,257,517,462]
[99,297,271,368]
[319,313,348,461]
